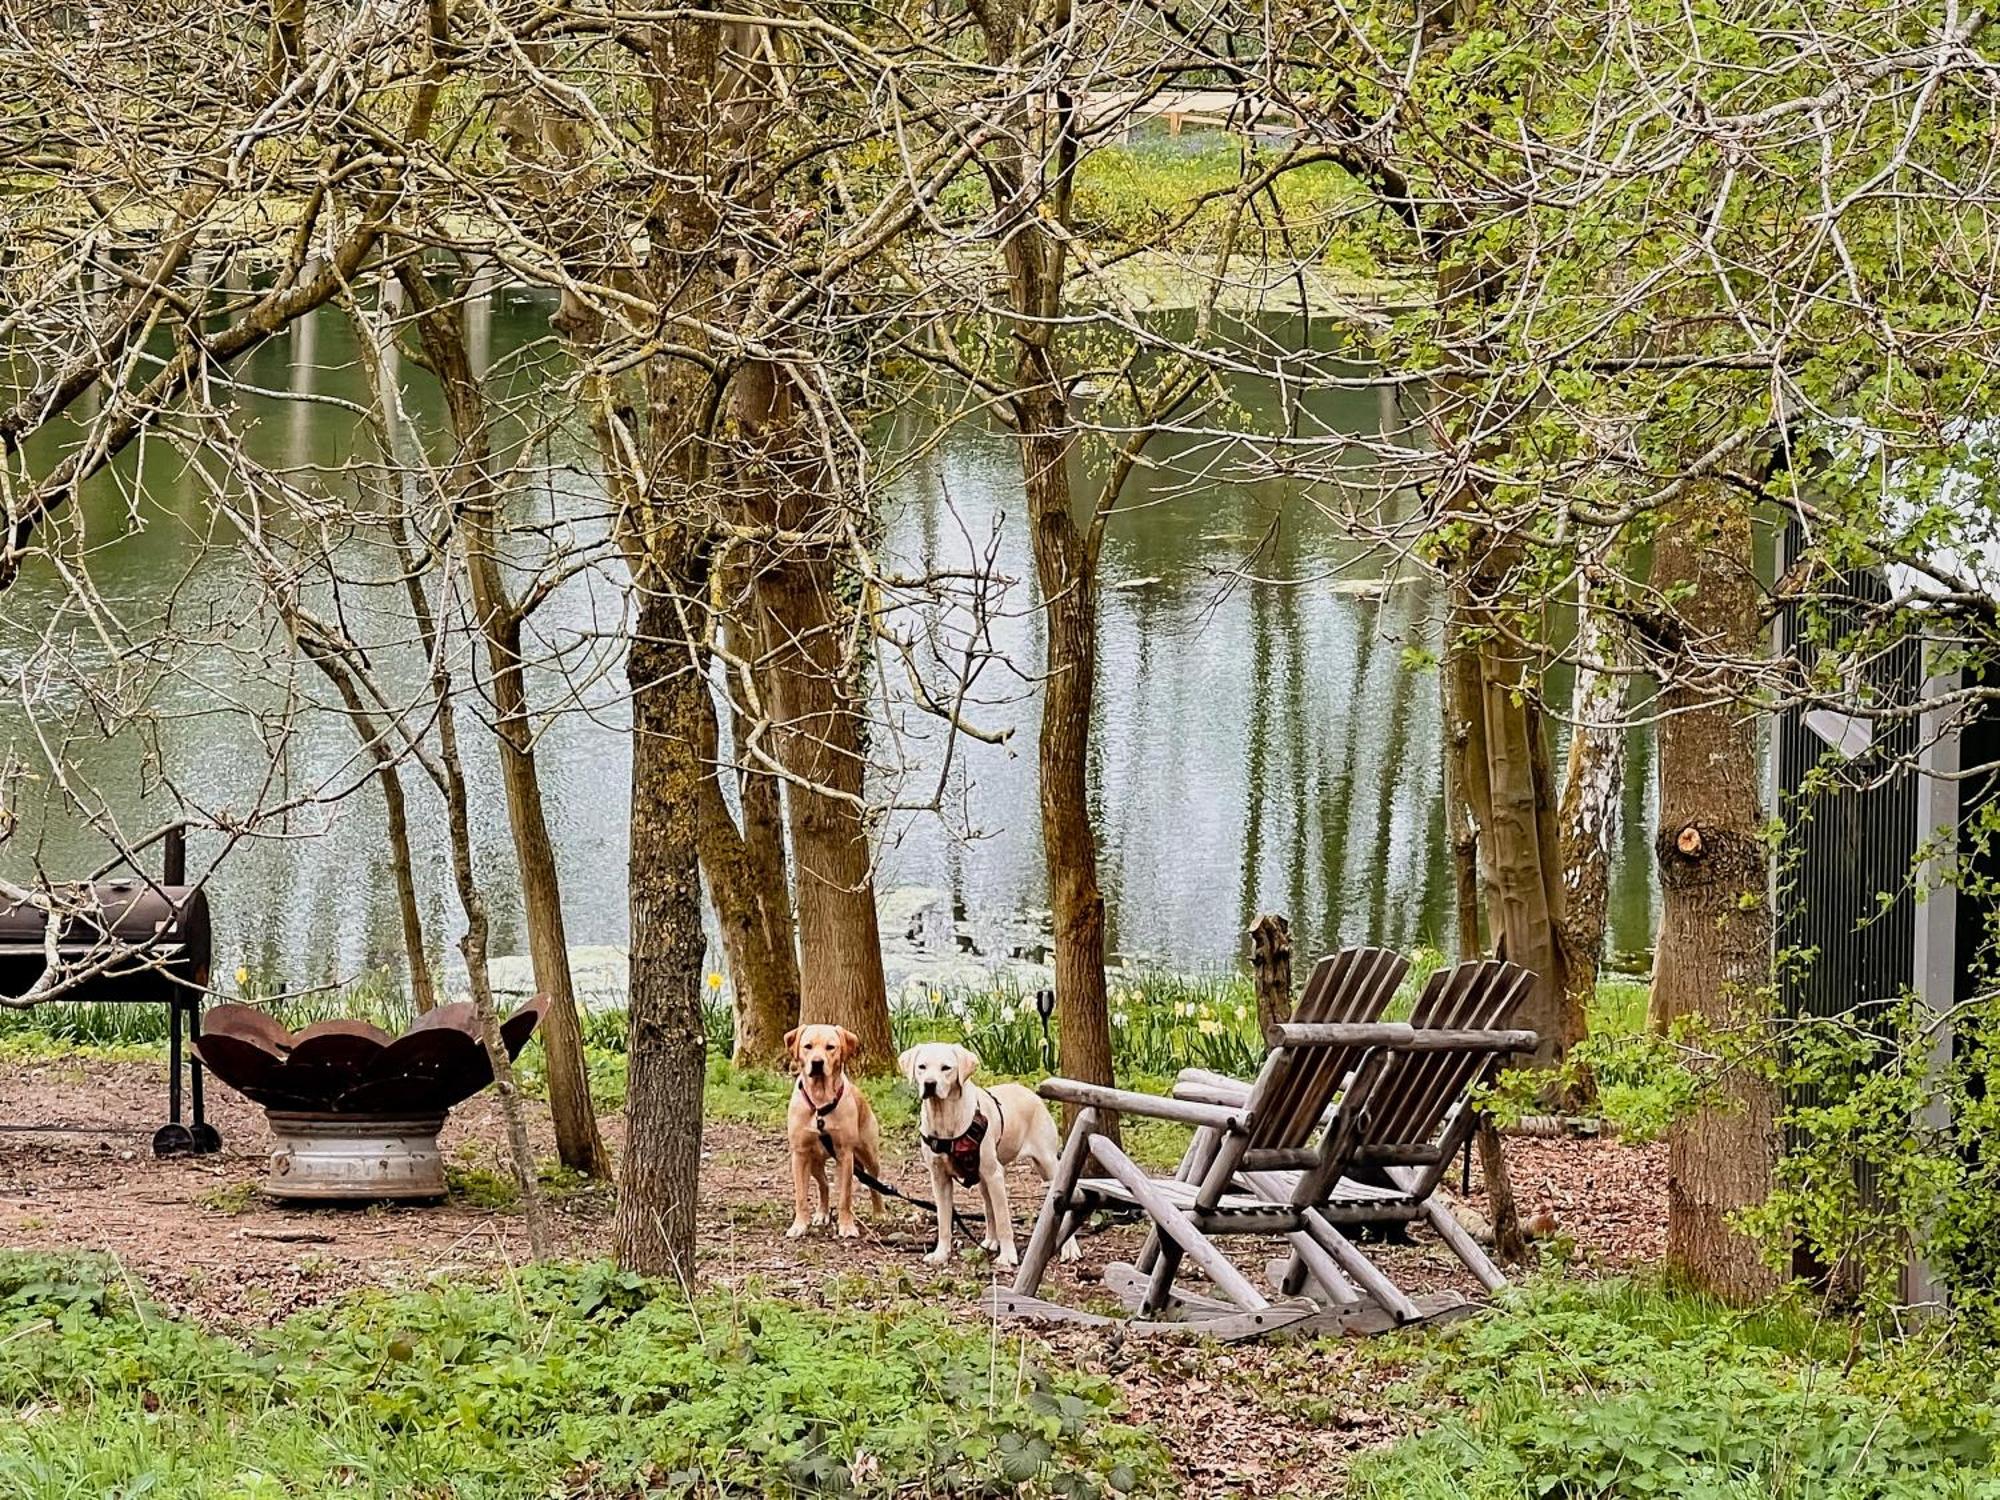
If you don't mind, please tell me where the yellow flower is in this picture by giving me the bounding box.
[234,966,249,988]
[706,972,724,990]
[1197,1018,1222,1037]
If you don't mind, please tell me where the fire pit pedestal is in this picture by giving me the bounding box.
[265,1111,448,1200]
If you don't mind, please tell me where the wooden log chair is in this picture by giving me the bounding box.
[987,952,1537,1340]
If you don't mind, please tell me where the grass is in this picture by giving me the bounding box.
[1068,135,1388,271]
[1352,1275,2000,1499]
[0,1251,1170,1498]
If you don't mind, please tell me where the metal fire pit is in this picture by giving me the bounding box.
[192,996,546,1203]
[265,1111,449,1200]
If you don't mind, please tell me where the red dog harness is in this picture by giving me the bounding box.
[924,1094,1003,1188]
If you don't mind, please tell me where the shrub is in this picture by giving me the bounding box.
[1351,1277,2000,1500]
[0,1252,1168,1497]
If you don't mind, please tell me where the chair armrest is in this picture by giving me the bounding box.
[1037,1078,1245,1130]
[1270,1023,1539,1055]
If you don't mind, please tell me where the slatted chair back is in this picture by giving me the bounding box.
[1352,959,1532,1173]
[1242,946,1409,1151]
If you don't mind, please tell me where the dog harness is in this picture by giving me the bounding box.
[800,1079,845,1158]
[924,1094,1003,1188]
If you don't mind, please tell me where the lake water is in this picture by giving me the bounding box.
[0,291,1659,1000]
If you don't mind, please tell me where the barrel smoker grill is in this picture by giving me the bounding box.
[0,877,219,1156]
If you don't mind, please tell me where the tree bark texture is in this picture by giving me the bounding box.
[1650,492,1779,1303]
[695,606,801,1068]
[1249,912,1293,1043]
[400,273,609,1178]
[618,597,712,1280]
[754,494,892,1065]
[612,12,723,1279]
[1555,573,1628,1103]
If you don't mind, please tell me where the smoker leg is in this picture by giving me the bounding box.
[187,1004,220,1154]
[153,1000,196,1158]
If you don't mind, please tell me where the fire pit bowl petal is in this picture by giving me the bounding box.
[200,1003,295,1057]
[405,1000,477,1036]
[501,995,548,1058]
[294,1018,395,1047]
[192,1032,298,1104]
[286,1030,391,1077]
[358,1026,488,1110]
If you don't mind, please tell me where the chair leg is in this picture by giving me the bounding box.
[1423,1199,1507,1292]
[1281,1228,1361,1306]
[1012,1107,1097,1296]
[1303,1209,1422,1323]
[1090,1135,1269,1312]
[1140,1125,1221,1274]
[1144,1240,1185,1315]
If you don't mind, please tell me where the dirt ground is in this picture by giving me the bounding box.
[0,1052,1666,1496]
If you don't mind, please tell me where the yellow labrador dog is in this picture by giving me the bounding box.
[898,1042,1079,1268]
[786,1024,882,1240]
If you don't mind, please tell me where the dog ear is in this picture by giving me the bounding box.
[955,1045,980,1082]
[784,1028,802,1062]
[897,1045,920,1082]
[836,1026,861,1060]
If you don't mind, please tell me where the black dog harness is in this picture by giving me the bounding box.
[923,1094,1004,1189]
[800,1078,846,1160]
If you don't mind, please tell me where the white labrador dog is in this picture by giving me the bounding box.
[898,1042,1080,1268]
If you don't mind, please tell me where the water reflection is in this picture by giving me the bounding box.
[0,294,1659,993]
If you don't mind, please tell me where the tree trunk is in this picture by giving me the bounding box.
[735,366,889,1064]
[617,597,711,1279]
[731,719,798,1060]
[1650,491,1778,1303]
[478,608,611,1177]
[1442,612,1487,959]
[298,637,435,1013]
[610,11,725,1279]
[356,285,551,1256]
[961,0,1116,1129]
[436,690,552,1262]
[1555,574,1628,1103]
[758,534,892,1066]
[1024,414,1117,1122]
[399,269,609,1178]
[695,614,801,1068]
[1477,1116,1529,1263]
[1474,636,1577,1068]
[1441,584,1525,1260]
[379,767,437,1014]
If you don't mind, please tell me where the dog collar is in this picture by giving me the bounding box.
[924,1107,992,1188]
[800,1078,845,1157]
